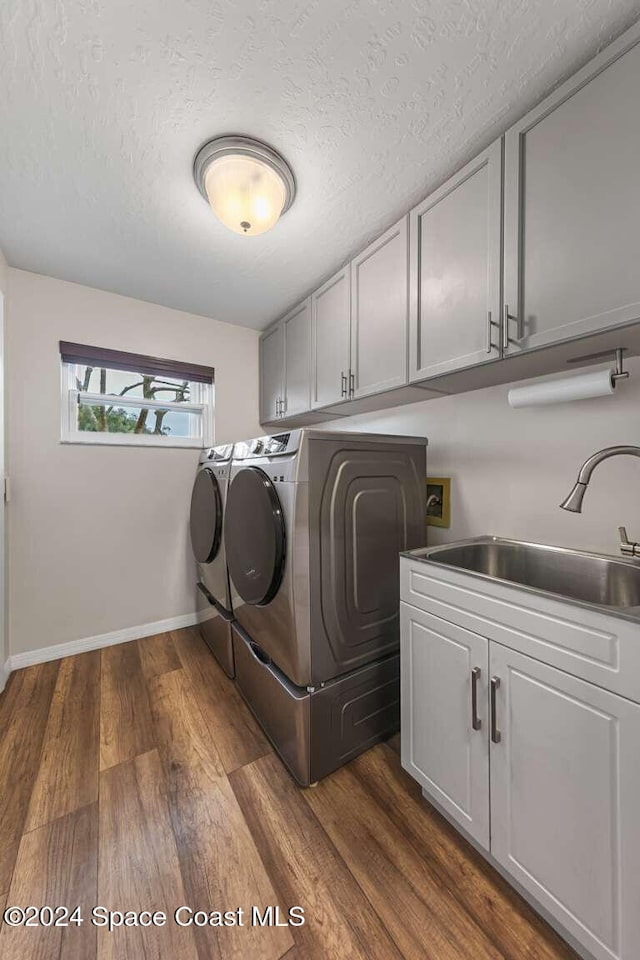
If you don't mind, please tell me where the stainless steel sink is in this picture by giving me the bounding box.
[407,537,640,615]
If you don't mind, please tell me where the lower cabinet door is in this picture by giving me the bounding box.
[400,604,490,848]
[489,643,640,960]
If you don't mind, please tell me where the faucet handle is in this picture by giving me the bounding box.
[619,526,640,558]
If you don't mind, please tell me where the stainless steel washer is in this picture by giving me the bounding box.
[224,429,427,783]
[189,443,235,676]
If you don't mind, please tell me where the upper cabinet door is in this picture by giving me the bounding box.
[311,266,351,409]
[282,298,311,418]
[350,217,409,398]
[490,643,640,960]
[409,141,502,382]
[503,29,640,355]
[259,322,284,424]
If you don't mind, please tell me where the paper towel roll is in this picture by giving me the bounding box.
[508,369,615,408]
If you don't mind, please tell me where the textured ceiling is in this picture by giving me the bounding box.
[0,1,638,329]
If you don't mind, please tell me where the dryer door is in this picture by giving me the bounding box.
[190,467,223,563]
[224,466,286,606]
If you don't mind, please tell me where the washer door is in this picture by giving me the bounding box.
[190,467,223,563]
[224,466,286,605]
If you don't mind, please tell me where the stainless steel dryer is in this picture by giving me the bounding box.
[224,429,427,784]
[190,443,235,677]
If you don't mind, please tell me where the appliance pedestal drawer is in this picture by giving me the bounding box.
[232,623,400,785]
[196,582,235,678]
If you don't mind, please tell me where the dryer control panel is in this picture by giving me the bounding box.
[234,431,301,460]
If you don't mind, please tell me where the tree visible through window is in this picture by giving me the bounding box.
[76,367,191,436]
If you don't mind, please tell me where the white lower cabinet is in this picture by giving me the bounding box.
[490,642,640,960]
[401,603,640,960]
[400,604,490,847]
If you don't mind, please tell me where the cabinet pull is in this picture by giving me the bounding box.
[471,666,482,730]
[282,396,287,416]
[349,370,355,398]
[486,311,499,354]
[490,676,501,744]
[341,372,347,397]
[275,398,280,417]
[503,303,522,348]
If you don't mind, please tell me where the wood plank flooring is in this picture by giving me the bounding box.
[0,626,579,960]
[25,651,101,832]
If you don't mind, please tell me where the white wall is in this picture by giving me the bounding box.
[0,249,7,685]
[7,269,261,658]
[322,359,640,557]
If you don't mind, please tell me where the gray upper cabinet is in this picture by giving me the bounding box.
[311,265,351,409]
[259,322,284,423]
[350,216,409,398]
[409,140,502,382]
[282,298,311,418]
[503,26,640,355]
[258,21,640,425]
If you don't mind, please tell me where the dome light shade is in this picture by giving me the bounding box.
[194,136,296,237]
[203,155,286,236]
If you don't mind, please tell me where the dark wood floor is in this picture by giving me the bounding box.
[0,627,578,959]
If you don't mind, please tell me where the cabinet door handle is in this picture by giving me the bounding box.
[282,396,287,415]
[486,311,499,354]
[471,667,482,730]
[275,398,280,417]
[490,676,501,744]
[503,303,522,348]
[349,370,355,398]
[341,372,347,397]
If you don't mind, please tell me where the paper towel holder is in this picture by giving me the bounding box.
[566,346,630,384]
[508,346,630,408]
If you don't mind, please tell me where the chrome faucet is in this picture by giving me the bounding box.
[559,445,640,557]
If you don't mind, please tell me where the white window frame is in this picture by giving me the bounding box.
[60,361,214,448]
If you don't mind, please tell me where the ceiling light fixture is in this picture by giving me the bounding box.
[193,135,296,237]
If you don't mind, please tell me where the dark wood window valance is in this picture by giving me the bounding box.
[59,342,215,384]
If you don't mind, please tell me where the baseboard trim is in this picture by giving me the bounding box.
[1,657,10,692]
[7,611,204,672]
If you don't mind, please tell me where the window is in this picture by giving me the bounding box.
[60,342,214,447]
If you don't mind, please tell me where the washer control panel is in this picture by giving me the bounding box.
[200,443,234,465]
